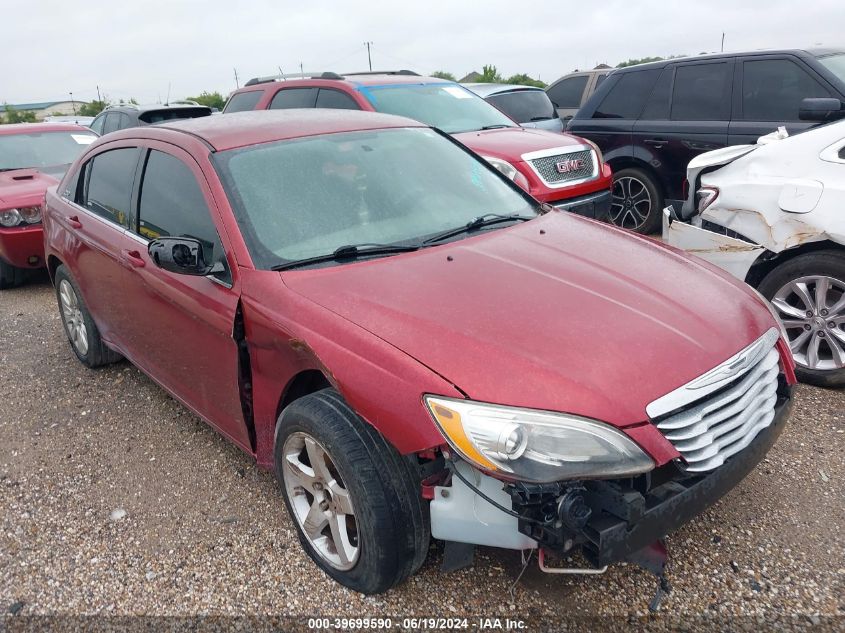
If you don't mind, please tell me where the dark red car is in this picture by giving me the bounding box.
[0,123,97,288]
[44,110,794,595]
[224,72,614,220]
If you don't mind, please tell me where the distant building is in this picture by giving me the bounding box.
[0,101,89,121]
[459,71,482,83]
[593,63,612,70]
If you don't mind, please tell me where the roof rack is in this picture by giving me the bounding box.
[344,70,420,76]
[244,71,344,86]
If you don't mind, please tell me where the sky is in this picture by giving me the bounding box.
[3,0,844,105]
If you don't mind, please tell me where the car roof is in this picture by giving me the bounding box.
[463,83,544,97]
[141,109,427,151]
[239,73,453,92]
[614,47,845,72]
[104,103,211,114]
[0,122,95,136]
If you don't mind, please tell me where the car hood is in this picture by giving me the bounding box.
[0,168,61,206]
[453,126,584,162]
[282,213,775,427]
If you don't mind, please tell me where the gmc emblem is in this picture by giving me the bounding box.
[555,158,584,174]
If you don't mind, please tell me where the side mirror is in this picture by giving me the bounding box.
[148,237,213,276]
[799,97,845,122]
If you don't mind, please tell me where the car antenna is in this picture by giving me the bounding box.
[165,82,171,106]
[278,66,286,82]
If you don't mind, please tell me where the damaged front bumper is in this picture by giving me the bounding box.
[662,207,764,281]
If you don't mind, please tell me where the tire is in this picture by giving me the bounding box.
[0,258,25,290]
[608,167,663,234]
[274,388,430,594]
[757,250,845,388]
[54,265,123,368]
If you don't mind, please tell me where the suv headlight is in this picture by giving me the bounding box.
[481,156,519,180]
[582,138,604,165]
[0,208,23,227]
[425,396,653,483]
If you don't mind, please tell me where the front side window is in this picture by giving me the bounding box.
[361,84,515,134]
[213,128,536,268]
[269,88,318,109]
[671,63,730,121]
[742,59,830,121]
[593,69,660,119]
[546,76,588,109]
[486,90,557,123]
[81,148,140,227]
[90,115,106,135]
[0,130,96,176]
[138,150,228,280]
[223,90,263,113]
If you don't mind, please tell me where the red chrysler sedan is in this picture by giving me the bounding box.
[0,123,97,288]
[43,110,794,594]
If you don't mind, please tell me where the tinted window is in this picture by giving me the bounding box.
[595,73,609,90]
[139,108,211,124]
[547,76,588,108]
[102,112,121,134]
[138,150,227,277]
[82,148,140,227]
[90,115,106,135]
[593,69,660,119]
[486,90,557,123]
[742,59,830,121]
[671,63,730,121]
[316,89,360,110]
[640,67,673,119]
[223,90,263,113]
[269,88,318,109]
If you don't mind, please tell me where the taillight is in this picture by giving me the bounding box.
[696,187,719,213]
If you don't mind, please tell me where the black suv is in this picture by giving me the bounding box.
[90,102,211,136]
[568,48,845,233]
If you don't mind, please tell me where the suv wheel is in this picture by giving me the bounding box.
[0,258,25,290]
[275,388,430,594]
[609,168,663,234]
[757,251,845,388]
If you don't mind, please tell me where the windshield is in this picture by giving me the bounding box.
[360,83,517,133]
[0,130,96,172]
[213,127,536,269]
[486,90,558,123]
[819,53,845,85]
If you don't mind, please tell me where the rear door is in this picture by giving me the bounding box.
[633,60,732,207]
[117,143,250,451]
[729,54,833,144]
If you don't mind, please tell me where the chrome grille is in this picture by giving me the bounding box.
[528,149,595,186]
[648,329,781,473]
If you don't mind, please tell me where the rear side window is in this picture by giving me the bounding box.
[640,68,673,119]
[741,59,831,121]
[224,90,263,113]
[138,150,228,278]
[671,63,730,121]
[270,88,318,109]
[139,108,211,124]
[81,148,140,227]
[593,69,660,119]
[547,76,588,108]
[316,88,360,110]
[486,90,556,123]
[102,112,121,134]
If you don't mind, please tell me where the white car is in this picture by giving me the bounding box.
[664,119,845,387]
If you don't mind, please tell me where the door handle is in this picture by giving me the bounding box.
[121,249,146,268]
[67,215,83,229]
[644,138,667,148]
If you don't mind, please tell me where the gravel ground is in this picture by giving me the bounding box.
[1,277,843,631]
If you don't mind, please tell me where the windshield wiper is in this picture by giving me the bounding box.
[422,213,533,246]
[272,243,420,271]
[529,116,555,121]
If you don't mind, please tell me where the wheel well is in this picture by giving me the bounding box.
[605,157,665,197]
[745,240,845,288]
[47,255,63,282]
[276,370,332,421]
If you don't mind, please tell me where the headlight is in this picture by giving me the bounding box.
[425,396,654,483]
[0,208,22,227]
[582,138,604,165]
[749,286,788,342]
[19,206,42,224]
[481,156,520,180]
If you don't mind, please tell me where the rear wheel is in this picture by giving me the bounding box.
[608,167,663,234]
[275,388,430,594]
[757,251,845,388]
[0,258,25,290]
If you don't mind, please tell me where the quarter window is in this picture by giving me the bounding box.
[671,63,730,121]
[547,76,588,109]
[223,90,263,113]
[742,59,830,121]
[315,88,360,110]
[593,69,660,119]
[138,150,228,280]
[269,88,318,109]
[81,148,140,228]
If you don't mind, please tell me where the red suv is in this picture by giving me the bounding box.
[0,123,97,288]
[224,71,614,220]
[44,110,794,595]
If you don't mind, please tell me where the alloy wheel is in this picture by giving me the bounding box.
[771,275,845,371]
[610,176,652,230]
[59,279,89,356]
[282,432,359,570]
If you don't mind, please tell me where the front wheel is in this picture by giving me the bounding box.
[608,167,663,234]
[757,251,845,388]
[275,388,430,594]
[0,258,25,290]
